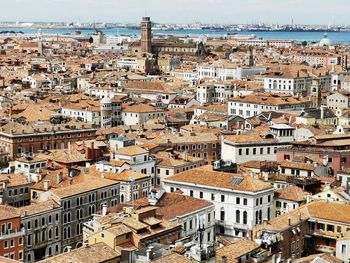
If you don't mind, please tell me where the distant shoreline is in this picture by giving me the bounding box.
[1,25,350,33]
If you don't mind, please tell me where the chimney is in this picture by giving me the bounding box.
[91,142,95,160]
[146,246,154,261]
[85,144,92,160]
[43,180,50,191]
[56,172,63,184]
[320,106,325,120]
[102,203,107,216]
[222,256,227,263]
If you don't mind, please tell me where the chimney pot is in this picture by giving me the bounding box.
[66,246,72,253]
[43,180,50,191]
[102,203,107,216]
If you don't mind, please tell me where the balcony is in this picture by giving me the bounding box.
[315,244,336,254]
[0,228,25,240]
[215,219,226,226]
[306,228,342,239]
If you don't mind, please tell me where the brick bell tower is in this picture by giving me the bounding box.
[141,16,152,54]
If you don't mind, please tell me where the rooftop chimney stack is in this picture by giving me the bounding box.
[102,203,108,216]
[43,180,50,191]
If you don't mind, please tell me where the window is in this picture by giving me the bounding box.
[199,192,203,199]
[221,195,225,202]
[243,211,248,224]
[342,244,347,254]
[4,240,8,248]
[239,149,242,155]
[211,193,215,201]
[327,224,334,232]
[190,190,193,197]
[235,197,241,205]
[183,222,187,231]
[190,220,193,229]
[220,210,225,221]
[243,198,247,205]
[259,210,262,224]
[236,210,240,223]
[208,213,211,222]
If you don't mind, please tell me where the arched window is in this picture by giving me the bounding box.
[236,210,240,223]
[220,208,225,221]
[243,211,248,225]
[120,194,124,203]
[67,226,71,239]
[259,210,262,224]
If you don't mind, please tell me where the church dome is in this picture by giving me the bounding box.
[100,97,112,105]
[319,33,331,47]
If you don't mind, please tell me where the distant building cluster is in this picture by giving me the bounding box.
[0,16,350,263]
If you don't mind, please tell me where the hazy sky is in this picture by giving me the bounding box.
[1,0,350,25]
